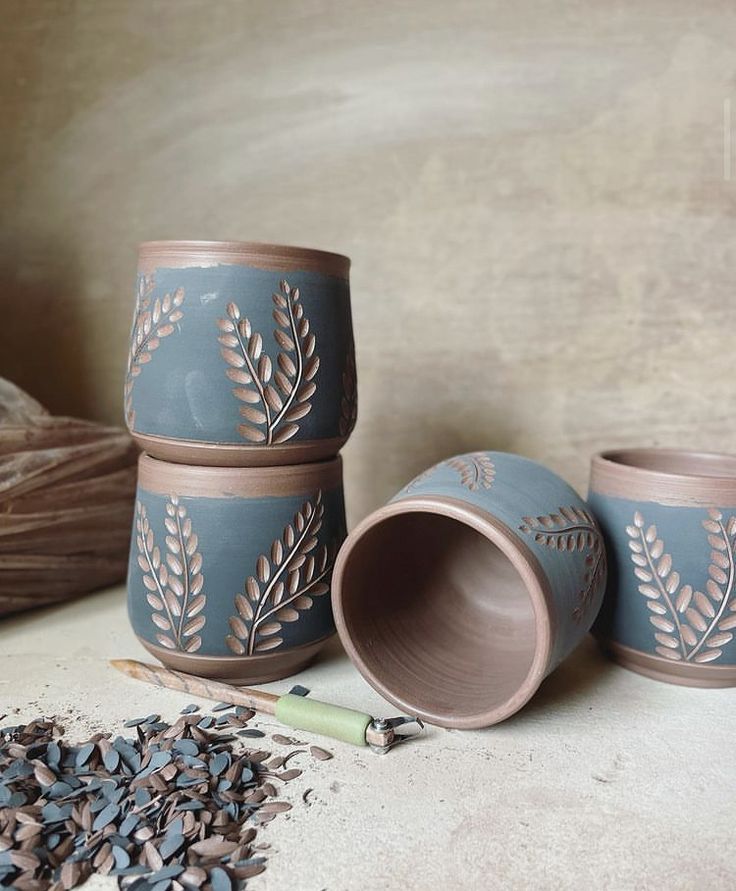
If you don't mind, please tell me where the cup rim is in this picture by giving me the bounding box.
[590,448,736,506]
[331,495,554,729]
[137,240,350,278]
[138,452,342,499]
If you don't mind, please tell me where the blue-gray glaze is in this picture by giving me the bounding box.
[394,452,606,670]
[127,483,346,657]
[126,264,354,445]
[588,491,736,666]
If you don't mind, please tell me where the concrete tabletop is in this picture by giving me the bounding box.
[2,586,734,890]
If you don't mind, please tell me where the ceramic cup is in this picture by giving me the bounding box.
[331,451,607,728]
[589,448,736,687]
[125,241,356,466]
[127,454,346,683]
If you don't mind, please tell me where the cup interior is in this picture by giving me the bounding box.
[335,509,546,728]
[600,448,736,479]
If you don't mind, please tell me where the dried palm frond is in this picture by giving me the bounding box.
[0,379,137,617]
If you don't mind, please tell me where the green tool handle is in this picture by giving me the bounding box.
[275,693,372,746]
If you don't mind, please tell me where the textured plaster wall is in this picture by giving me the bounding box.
[1,0,735,524]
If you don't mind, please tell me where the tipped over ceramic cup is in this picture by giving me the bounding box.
[332,451,607,728]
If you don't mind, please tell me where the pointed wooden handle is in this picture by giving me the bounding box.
[109,659,280,715]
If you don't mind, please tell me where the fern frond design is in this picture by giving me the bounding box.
[339,346,357,437]
[519,506,606,622]
[225,490,334,656]
[125,277,185,425]
[217,280,317,445]
[626,509,736,663]
[446,454,496,491]
[135,497,205,653]
[406,453,496,492]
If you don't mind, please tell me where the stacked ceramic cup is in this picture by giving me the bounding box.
[125,241,355,683]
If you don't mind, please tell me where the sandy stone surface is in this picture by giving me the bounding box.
[2,585,734,889]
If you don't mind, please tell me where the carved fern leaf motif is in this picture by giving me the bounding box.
[135,497,205,653]
[339,346,357,437]
[407,453,496,492]
[446,454,496,491]
[124,277,185,425]
[626,509,736,663]
[218,281,318,445]
[225,490,334,656]
[519,506,606,622]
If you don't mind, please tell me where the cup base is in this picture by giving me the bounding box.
[602,639,736,688]
[131,432,347,467]
[137,635,332,685]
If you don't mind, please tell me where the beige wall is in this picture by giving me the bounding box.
[2,0,735,524]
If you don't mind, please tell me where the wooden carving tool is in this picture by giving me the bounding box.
[110,659,422,753]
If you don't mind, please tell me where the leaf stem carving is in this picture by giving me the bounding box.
[519,506,606,622]
[174,505,191,643]
[225,490,334,657]
[268,289,302,432]
[125,278,185,425]
[135,497,205,653]
[231,305,273,433]
[250,562,331,646]
[138,505,177,635]
[245,498,321,654]
[447,454,496,491]
[218,281,318,446]
[406,452,496,492]
[635,523,687,659]
[626,509,736,663]
[686,517,734,661]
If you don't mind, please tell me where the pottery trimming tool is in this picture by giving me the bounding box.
[111,660,423,753]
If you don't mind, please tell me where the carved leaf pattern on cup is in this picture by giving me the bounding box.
[217,280,318,445]
[338,346,357,437]
[406,453,496,492]
[626,509,736,663]
[135,497,205,653]
[519,507,606,622]
[225,490,334,656]
[446,454,496,491]
[124,276,185,425]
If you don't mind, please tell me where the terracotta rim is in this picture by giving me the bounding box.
[138,452,342,498]
[138,240,350,279]
[332,496,555,729]
[590,448,736,507]
[131,432,348,468]
[603,640,736,688]
[139,635,332,685]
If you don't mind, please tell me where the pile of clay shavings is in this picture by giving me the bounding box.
[0,704,333,890]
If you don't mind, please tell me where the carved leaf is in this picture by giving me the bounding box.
[625,509,736,664]
[135,496,206,653]
[675,585,692,612]
[125,279,185,425]
[217,280,318,446]
[225,490,335,655]
[655,646,682,661]
[694,648,722,663]
[519,504,606,622]
[445,453,496,491]
[255,638,283,652]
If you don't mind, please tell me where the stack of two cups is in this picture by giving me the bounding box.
[125,242,355,683]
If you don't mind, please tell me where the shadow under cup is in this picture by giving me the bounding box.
[589,448,736,687]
